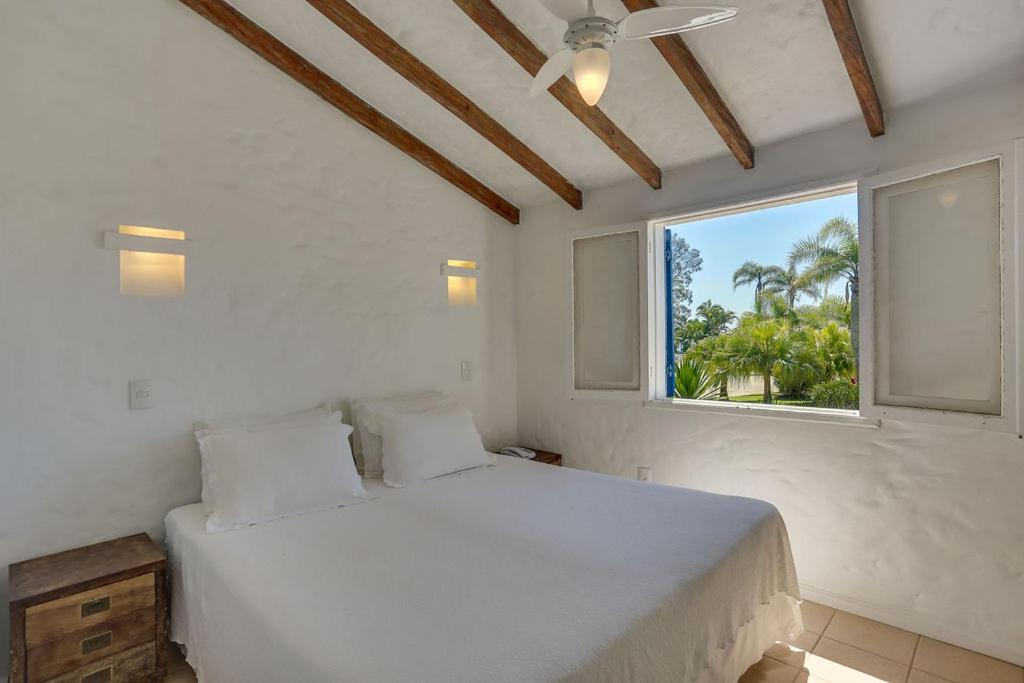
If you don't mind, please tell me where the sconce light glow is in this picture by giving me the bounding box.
[444,259,478,307]
[110,225,187,296]
[572,47,610,107]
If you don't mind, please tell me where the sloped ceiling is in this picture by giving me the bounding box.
[221,0,1024,209]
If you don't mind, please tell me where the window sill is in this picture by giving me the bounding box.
[643,398,880,429]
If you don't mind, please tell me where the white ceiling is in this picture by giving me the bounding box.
[225,0,1024,209]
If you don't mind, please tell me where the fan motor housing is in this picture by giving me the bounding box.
[564,16,618,50]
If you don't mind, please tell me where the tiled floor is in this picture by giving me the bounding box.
[165,642,196,682]
[164,602,1024,683]
[740,601,1024,683]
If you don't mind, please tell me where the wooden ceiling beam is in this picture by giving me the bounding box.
[307,0,581,210]
[177,0,520,224]
[822,0,884,137]
[621,0,754,170]
[452,0,662,190]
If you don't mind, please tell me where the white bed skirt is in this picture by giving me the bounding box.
[694,592,802,683]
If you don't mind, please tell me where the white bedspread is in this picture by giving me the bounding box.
[166,457,801,682]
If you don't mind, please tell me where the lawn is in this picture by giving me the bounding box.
[713,393,815,407]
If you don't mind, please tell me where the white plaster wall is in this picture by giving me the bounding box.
[515,79,1024,666]
[0,1,518,672]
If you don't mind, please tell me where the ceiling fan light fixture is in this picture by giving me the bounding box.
[573,46,610,106]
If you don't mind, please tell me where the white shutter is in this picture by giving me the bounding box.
[572,230,642,392]
[858,142,1021,432]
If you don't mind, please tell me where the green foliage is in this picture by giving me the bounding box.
[815,322,855,381]
[788,217,859,292]
[676,319,710,354]
[789,216,861,368]
[676,299,736,353]
[796,295,851,329]
[755,290,799,324]
[673,359,719,400]
[683,334,733,398]
[722,318,797,404]
[732,261,787,309]
[695,300,737,335]
[764,265,820,308]
[775,323,855,397]
[670,214,859,406]
[810,379,860,410]
[774,327,823,397]
[670,233,703,334]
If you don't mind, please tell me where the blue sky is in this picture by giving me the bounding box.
[669,193,858,315]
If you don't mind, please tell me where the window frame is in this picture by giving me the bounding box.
[645,178,880,428]
[567,222,649,402]
[857,141,1022,433]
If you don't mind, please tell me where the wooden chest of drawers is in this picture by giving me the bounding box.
[9,534,167,683]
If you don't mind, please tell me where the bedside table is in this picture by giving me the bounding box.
[9,534,168,683]
[531,449,562,466]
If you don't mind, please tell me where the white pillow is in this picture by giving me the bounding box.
[380,410,494,488]
[194,406,342,513]
[351,392,455,477]
[198,420,368,533]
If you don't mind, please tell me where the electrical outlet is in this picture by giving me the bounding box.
[460,361,472,383]
[637,466,652,482]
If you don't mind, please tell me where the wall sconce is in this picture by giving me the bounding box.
[104,225,192,296]
[442,259,478,306]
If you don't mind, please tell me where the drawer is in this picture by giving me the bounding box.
[41,642,156,683]
[26,608,155,683]
[26,574,155,648]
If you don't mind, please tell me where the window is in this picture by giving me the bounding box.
[571,228,643,394]
[654,185,861,414]
[647,140,1021,431]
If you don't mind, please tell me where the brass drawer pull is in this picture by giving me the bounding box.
[82,666,113,683]
[80,596,111,618]
[81,631,112,655]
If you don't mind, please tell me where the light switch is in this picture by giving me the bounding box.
[130,379,153,410]
[460,361,472,383]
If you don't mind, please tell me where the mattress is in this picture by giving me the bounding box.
[166,457,802,682]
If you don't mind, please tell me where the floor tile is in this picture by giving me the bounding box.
[765,631,821,668]
[811,637,910,683]
[739,656,801,683]
[823,610,919,664]
[164,668,198,683]
[908,670,952,683]
[793,673,830,683]
[800,600,837,634]
[913,637,1023,683]
[167,642,187,673]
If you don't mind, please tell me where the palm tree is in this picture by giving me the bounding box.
[754,290,799,325]
[764,265,820,308]
[732,261,786,309]
[695,300,736,335]
[676,300,736,354]
[685,334,733,398]
[724,319,796,404]
[795,295,850,329]
[815,322,856,381]
[789,217,859,372]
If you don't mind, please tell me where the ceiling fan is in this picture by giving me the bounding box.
[531,0,739,106]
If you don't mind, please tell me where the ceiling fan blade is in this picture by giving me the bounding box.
[537,0,586,22]
[530,48,575,97]
[618,5,738,40]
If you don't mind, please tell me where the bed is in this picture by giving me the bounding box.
[166,456,802,682]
